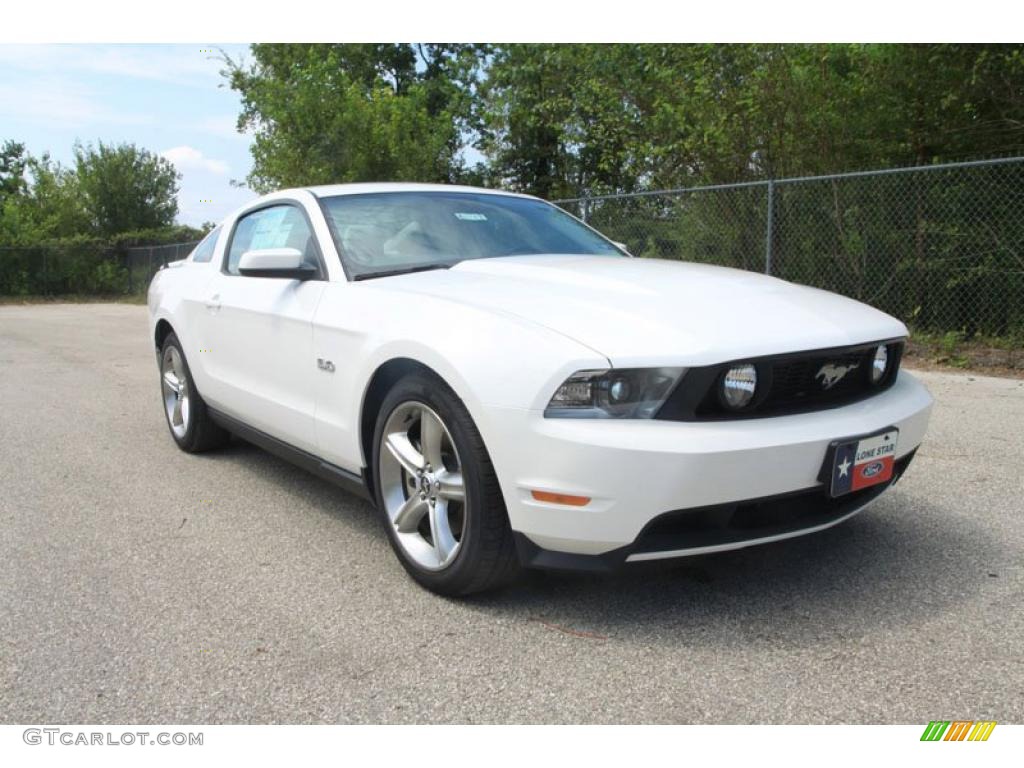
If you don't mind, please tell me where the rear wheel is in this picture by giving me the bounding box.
[159,332,229,453]
[372,373,519,595]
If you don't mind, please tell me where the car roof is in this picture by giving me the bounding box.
[301,182,537,200]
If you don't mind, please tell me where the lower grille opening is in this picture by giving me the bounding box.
[631,452,915,556]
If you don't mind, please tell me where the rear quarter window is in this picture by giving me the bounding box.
[190,227,221,263]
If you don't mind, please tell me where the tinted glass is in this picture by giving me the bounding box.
[320,192,622,278]
[189,226,221,263]
[226,205,317,275]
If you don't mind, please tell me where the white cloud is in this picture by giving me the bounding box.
[161,146,229,175]
[197,115,247,141]
[0,77,151,126]
[0,45,243,89]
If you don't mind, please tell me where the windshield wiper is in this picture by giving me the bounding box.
[352,263,452,281]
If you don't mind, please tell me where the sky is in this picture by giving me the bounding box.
[0,43,257,227]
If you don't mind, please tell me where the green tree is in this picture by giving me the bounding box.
[225,44,486,192]
[477,44,650,199]
[0,140,29,204]
[0,151,91,245]
[73,141,180,236]
[477,44,1024,197]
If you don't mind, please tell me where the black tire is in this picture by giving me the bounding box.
[371,371,520,596]
[159,332,229,453]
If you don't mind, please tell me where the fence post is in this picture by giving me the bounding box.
[764,178,775,276]
[580,193,590,224]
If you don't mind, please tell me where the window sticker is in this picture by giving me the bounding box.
[250,208,294,249]
[454,212,487,221]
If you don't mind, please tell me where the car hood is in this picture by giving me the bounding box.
[369,255,907,366]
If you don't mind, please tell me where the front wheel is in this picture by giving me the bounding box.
[372,372,519,595]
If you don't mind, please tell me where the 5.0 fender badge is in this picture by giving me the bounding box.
[317,358,336,373]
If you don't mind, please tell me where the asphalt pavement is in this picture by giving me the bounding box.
[1,303,1021,723]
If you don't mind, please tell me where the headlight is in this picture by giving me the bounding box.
[720,364,757,410]
[545,368,685,419]
[871,344,889,383]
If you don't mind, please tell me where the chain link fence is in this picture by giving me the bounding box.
[0,241,199,297]
[2,157,1023,362]
[556,157,1024,359]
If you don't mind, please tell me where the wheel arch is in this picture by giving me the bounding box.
[154,318,174,353]
[359,357,445,498]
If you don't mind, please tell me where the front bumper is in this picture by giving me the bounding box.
[512,450,915,571]
[480,370,933,565]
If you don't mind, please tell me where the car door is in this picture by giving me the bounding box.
[199,201,326,453]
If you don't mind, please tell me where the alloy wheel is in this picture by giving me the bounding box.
[161,346,190,439]
[378,401,467,571]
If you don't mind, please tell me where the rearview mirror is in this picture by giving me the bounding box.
[237,247,317,280]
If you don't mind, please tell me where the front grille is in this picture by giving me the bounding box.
[761,346,892,413]
[655,339,904,421]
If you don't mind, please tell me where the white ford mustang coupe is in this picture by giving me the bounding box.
[148,183,933,595]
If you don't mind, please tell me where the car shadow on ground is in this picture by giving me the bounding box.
[196,435,382,531]
[465,493,1003,649]
[197,438,1000,649]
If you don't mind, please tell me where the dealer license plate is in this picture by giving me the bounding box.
[828,429,899,497]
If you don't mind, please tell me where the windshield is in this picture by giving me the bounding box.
[319,191,623,279]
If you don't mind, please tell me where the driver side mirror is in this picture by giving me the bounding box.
[237,247,318,280]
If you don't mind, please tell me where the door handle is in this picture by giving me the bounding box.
[205,294,221,312]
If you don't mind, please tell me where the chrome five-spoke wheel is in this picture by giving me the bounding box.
[161,345,190,439]
[379,401,467,571]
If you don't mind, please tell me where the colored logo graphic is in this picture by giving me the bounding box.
[920,721,996,741]
[831,431,896,495]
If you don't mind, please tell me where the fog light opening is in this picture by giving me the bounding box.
[721,363,757,409]
[871,344,889,384]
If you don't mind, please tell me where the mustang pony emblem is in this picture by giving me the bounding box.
[815,362,860,389]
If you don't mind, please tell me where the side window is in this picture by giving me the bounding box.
[225,204,318,276]
[189,226,221,263]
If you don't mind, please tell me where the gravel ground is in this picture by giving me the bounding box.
[1,303,1021,724]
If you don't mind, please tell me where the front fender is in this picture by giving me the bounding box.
[311,282,609,470]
